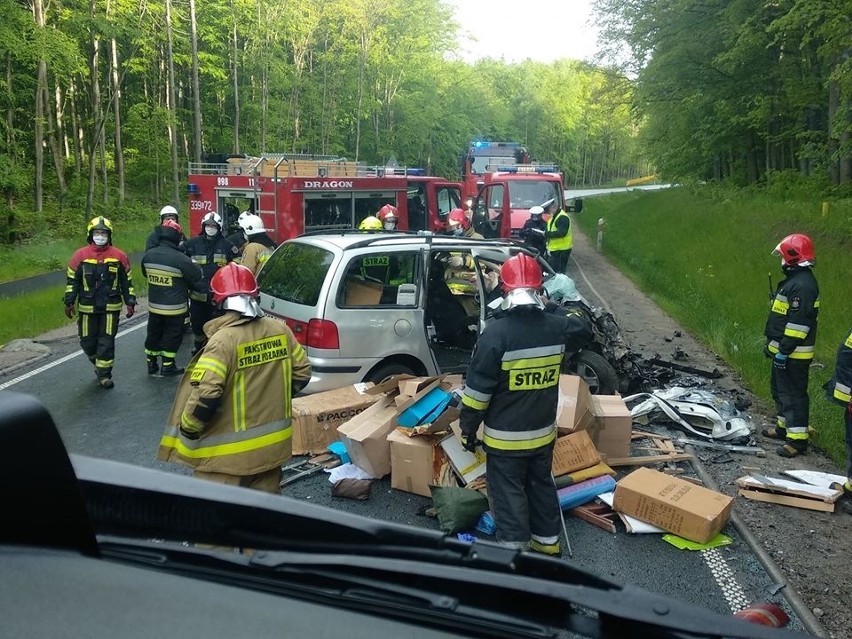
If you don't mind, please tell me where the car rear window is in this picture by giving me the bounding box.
[257,242,333,306]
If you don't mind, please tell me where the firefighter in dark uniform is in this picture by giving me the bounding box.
[761,233,819,458]
[458,252,588,555]
[63,216,136,389]
[182,212,241,354]
[141,219,208,376]
[825,327,852,515]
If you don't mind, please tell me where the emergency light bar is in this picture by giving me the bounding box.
[492,165,559,174]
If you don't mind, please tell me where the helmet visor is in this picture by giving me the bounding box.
[499,288,544,312]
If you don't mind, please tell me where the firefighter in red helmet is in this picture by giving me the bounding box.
[158,263,312,494]
[761,233,819,458]
[377,204,400,231]
[458,252,588,556]
[446,208,483,239]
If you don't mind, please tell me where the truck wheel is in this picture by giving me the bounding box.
[563,350,619,395]
[365,363,418,385]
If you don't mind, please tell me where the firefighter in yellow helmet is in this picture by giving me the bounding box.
[358,215,383,231]
[63,216,136,389]
[158,263,312,494]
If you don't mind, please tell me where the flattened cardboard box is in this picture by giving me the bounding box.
[387,429,444,497]
[337,396,399,478]
[556,375,594,434]
[613,467,734,544]
[552,430,602,477]
[290,383,380,455]
[736,475,843,513]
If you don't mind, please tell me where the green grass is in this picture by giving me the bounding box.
[0,221,152,283]
[575,185,851,464]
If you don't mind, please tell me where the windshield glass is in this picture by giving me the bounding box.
[508,180,561,209]
[258,241,333,306]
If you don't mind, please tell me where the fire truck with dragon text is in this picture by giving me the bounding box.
[186,154,468,242]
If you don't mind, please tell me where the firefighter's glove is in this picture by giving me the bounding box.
[180,427,201,441]
[125,304,136,319]
[460,433,480,453]
[773,353,788,370]
[64,304,75,319]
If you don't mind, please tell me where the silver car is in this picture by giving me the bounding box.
[257,232,532,393]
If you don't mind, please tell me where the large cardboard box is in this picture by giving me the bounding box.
[290,384,380,454]
[344,277,383,306]
[337,396,399,478]
[556,375,594,434]
[552,430,602,477]
[387,429,443,497]
[613,467,734,544]
[588,395,633,458]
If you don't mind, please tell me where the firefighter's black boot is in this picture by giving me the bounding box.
[147,357,159,375]
[160,361,185,377]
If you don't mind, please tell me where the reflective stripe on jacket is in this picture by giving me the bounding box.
[764,267,819,360]
[826,329,852,407]
[460,308,572,455]
[158,312,312,475]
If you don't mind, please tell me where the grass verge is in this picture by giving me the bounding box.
[575,185,850,465]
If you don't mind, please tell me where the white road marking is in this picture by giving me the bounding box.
[0,321,147,390]
[702,548,751,612]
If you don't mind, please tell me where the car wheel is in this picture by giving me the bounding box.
[563,350,619,395]
[364,362,418,385]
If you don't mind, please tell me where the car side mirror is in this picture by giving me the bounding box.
[566,197,583,213]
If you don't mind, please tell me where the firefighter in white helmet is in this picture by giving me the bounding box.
[238,214,277,276]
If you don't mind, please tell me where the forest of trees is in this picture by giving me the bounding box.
[0,0,643,244]
[2,0,849,246]
[595,0,852,187]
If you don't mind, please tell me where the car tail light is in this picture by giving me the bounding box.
[306,318,339,350]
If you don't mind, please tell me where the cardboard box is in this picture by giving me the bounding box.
[556,375,594,434]
[552,430,602,477]
[337,396,399,478]
[398,376,435,397]
[291,384,380,454]
[613,467,734,544]
[344,277,383,306]
[588,395,633,458]
[387,429,443,497]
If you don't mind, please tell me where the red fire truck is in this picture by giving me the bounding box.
[186,154,465,242]
[461,141,568,238]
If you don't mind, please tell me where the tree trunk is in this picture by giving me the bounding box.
[32,0,46,212]
[4,54,13,209]
[165,0,181,205]
[110,35,125,203]
[69,82,83,175]
[42,75,67,197]
[231,19,240,154]
[828,78,839,185]
[86,0,103,215]
[189,0,202,163]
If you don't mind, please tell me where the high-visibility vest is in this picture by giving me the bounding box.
[546,209,573,252]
